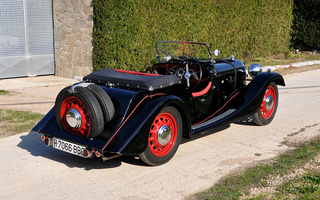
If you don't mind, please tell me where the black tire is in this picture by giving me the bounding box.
[55,86,104,138]
[86,84,115,123]
[252,82,278,126]
[139,106,182,166]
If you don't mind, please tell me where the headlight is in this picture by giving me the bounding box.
[248,63,262,78]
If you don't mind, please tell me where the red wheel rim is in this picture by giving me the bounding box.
[260,85,276,119]
[60,96,91,137]
[148,112,177,157]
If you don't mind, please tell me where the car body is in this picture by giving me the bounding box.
[32,41,285,165]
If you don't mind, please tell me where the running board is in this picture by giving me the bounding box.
[192,109,236,130]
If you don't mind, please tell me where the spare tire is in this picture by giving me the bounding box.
[86,84,115,123]
[55,86,104,138]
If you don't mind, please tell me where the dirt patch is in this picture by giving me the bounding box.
[0,82,73,114]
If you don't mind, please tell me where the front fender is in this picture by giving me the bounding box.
[229,72,285,120]
[243,72,285,114]
[247,72,285,98]
[192,72,285,134]
[103,94,191,155]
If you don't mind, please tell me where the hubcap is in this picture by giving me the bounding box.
[66,108,82,128]
[260,85,276,119]
[265,95,274,111]
[149,112,177,157]
[157,125,171,146]
[60,96,91,137]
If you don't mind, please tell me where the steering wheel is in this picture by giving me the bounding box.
[151,57,204,90]
[182,54,202,90]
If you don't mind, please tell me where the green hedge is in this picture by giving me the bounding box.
[92,0,293,71]
[291,0,320,50]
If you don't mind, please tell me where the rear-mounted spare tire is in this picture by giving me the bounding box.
[55,86,104,138]
[86,84,115,123]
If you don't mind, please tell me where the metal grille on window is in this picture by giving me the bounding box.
[0,0,54,79]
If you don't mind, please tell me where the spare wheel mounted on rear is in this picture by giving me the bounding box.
[86,84,115,123]
[55,85,106,138]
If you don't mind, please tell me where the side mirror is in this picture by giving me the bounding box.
[212,49,220,57]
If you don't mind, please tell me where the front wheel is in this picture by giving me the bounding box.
[139,106,182,166]
[252,82,278,126]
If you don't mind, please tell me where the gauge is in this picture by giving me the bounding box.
[176,68,185,79]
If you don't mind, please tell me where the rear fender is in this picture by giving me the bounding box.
[104,95,191,155]
[33,107,55,132]
[33,86,191,156]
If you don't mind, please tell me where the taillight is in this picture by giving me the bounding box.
[95,151,101,157]
[41,135,52,146]
[44,138,50,146]
[41,135,46,141]
[82,149,93,158]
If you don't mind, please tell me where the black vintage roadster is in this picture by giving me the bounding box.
[33,41,285,165]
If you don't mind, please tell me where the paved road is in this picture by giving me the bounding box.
[1,70,320,200]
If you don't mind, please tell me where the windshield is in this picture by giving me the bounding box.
[155,41,213,62]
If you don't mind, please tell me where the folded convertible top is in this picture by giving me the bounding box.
[84,68,181,91]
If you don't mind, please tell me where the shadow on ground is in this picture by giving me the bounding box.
[17,117,256,169]
[182,117,257,143]
[17,131,145,170]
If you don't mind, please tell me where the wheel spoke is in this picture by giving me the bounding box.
[148,112,177,157]
[61,96,91,137]
[260,85,276,119]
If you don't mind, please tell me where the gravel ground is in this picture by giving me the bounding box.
[0,67,320,200]
[0,76,77,114]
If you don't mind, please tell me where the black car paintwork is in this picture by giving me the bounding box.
[33,57,285,157]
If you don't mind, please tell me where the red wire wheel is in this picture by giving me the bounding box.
[60,96,91,137]
[252,82,279,126]
[260,85,276,119]
[149,112,177,157]
[55,86,104,138]
[139,106,182,166]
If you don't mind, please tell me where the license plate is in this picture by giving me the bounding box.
[52,138,87,157]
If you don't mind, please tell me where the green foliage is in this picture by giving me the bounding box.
[92,0,293,71]
[0,109,44,137]
[192,135,320,199]
[0,90,9,95]
[291,0,320,50]
[275,172,320,198]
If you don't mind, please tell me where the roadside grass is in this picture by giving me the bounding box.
[0,109,44,138]
[0,89,9,95]
[246,53,320,68]
[190,133,320,199]
[271,170,320,199]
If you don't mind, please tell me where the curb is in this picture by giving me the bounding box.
[262,60,320,72]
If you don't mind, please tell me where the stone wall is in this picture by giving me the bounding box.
[53,0,93,78]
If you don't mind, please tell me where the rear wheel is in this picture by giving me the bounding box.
[139,106,182,166]
[252,82,278,126]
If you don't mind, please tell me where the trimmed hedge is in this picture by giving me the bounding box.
[92,0,293,71]
[291,0,320,50]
